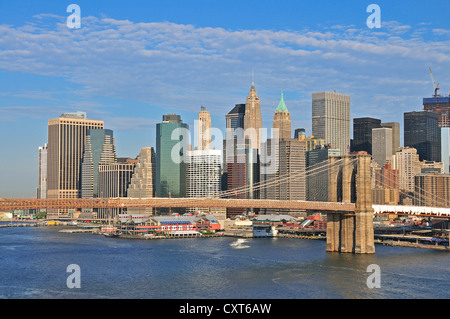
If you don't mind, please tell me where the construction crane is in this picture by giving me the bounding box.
[429,66,440,97]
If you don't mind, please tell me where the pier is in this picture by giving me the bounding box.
[374,234,449,251]
[58,228,94,233]
[116,233,221,240]
[0,222,42,228]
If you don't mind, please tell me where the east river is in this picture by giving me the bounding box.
[0,224,449,299]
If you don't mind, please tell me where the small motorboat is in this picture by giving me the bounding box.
[103,232,120,238]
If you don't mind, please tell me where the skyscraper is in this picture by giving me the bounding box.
[186,149,221,212]
[260,138,306,216]
[197,106,211,150]
[273,92,291,140]
[312,91,350,155]
[225,104,246,139]
[37,144,48,200]
[278,138,306,215]
[423,95,450,128]
[156,114,189,199]
[394,147,422,193]
[260,96,305,216]
[442,127,450,173]
[352,117,381,154]
[381,122,400,156]
[372,127,392,167]
[245,147,260,201]
[404,111,441,162]
[80,129,116,218]
[81,129,116,200]
[47,112,103,219]
[224,83,262,214]
[223,103,246,191]
[98,158,137,219]
[243,82,263,151]
[127,147,156,215]
[226,153,247,219]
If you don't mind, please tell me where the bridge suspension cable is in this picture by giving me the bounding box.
[371,165,450,208]
[218,158,334,198]
[219,157,356,200]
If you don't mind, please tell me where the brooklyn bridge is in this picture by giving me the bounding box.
[2,155,449,254]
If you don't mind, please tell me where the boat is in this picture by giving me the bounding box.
[101,212,121,238]
[103,232,120,238]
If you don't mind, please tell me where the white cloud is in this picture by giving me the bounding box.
[0,15,449,125]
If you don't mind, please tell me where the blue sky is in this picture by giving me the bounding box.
[1,0,450,197]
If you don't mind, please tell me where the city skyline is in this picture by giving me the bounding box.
[1,0,450,197]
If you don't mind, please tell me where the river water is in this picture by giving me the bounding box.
[0,224,449,299]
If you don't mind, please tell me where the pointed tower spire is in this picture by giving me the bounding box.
[244,71,262,150]
[250,69,256,95]
[275,91,288,113]
[273,90,291,140]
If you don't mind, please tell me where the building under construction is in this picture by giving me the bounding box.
[425,67,450,128]
[423,96,450,128]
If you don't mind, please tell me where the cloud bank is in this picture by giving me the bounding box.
[1,14,450,128]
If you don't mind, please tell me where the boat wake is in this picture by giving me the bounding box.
[230,238,250,249]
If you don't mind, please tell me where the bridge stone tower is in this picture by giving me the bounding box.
[326,155,375,254]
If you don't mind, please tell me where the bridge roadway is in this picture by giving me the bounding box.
[1,197,355,212]
[373,204,450,217]
[1,198,449,217]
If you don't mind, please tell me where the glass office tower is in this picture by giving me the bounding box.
[352,117,381,154]
[404,111,441,162]
[156,114,189,199]
[81,129,116,199]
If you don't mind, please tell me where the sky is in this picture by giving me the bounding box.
[1,0,450,198]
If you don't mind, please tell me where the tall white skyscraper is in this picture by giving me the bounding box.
[442,127,450,173]
[312,91,350,155]
[186,149,221,212]
[372,127,392,167]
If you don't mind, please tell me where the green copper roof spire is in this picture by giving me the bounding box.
[275,91,288,113]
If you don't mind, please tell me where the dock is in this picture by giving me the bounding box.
[116,233,221,240]
[277,233,326,240]
[0,223,42,228]
[223,230,254,238]
[374,234,449,251]
[58,228,94,233]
